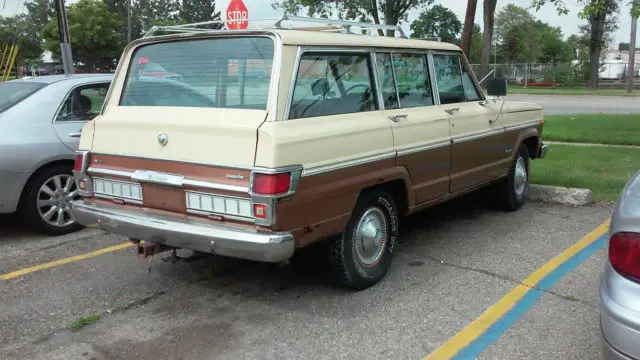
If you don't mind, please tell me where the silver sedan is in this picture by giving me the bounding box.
[600,169,640,360]
[0,74,113,235]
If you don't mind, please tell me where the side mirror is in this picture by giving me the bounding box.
[487,77,507,97]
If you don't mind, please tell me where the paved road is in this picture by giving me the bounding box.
[506,94,640,115]
[0,191,613,360]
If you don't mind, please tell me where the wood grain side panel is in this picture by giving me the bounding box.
[274,158,413,248]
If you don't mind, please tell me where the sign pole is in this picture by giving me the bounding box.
[54,0,74,75]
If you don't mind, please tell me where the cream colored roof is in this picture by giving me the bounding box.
[274,29,461,52]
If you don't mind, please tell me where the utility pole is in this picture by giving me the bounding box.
[54,0,74,75]
[627,15,637,93]
[127,0,132,43]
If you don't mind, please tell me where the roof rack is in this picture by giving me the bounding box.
[143,13,407,38]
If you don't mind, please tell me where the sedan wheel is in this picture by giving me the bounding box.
[37,174,78,228]
[21,165,83,236]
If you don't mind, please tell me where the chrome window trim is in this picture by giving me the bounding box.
[453,128,505,144]
[282,45,303,121]
[388,53,402,109]
[396,139,451,156]
[301,149,396,177]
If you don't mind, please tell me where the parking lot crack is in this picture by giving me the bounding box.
[424,256,596,307]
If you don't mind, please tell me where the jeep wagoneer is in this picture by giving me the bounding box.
[70,16,548,289]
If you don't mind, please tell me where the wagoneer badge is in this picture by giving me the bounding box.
[157,133,169,146]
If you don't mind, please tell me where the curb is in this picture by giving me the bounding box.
[527,184,593,206]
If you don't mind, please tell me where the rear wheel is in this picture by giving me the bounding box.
[20,165,83,236]
[328,190,399,290]
[495,144,530,212]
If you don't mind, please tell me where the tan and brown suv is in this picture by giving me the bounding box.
[70,16,548,289]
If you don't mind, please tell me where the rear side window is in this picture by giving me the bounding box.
[0,82,46,113]
[288,53,378,119]
[120,37,274,110]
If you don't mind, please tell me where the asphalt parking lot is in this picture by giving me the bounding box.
[0,191,612,360]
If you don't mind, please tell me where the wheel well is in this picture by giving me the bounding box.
[18,160,74,209]
[361,180,409,217]
[522,136,539,159]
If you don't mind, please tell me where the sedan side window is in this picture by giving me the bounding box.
[56,84,109,122]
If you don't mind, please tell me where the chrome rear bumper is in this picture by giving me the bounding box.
[70,200,295,263]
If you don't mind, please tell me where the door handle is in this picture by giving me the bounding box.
[388,114,408,122]
[69,132,82,138]
[445,108,460,115]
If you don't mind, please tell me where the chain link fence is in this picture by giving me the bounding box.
[470,62,640,88]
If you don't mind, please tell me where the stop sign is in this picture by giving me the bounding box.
[226,0,248,30]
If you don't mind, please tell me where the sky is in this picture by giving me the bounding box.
[1,0,636,44]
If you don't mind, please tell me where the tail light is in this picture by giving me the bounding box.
[252,173,291,195]
[609,232,640,281]
[73,154,83,172]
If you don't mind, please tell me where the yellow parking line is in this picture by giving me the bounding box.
[425,218,611,360]
[0,242,134,280]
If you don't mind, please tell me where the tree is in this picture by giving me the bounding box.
[135,0,181,33]
[0,15,44,67]
[495,4,535,43]
[23,0,56,37]
[103,0,143,42]
[273,0,435,36]
[180,0,222,27]
[410,4,461,43]
[619,42,631,51]
[532,0,621,89]
[461,0,478,59]
[479,0,497,80]
[42,0,123,69]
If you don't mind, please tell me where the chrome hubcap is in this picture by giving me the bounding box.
[514,156,528,196]
[37,174,78,228]
[354,208,388,267]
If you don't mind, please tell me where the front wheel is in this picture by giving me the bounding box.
[328,190,399,290]
[495,144,530,212]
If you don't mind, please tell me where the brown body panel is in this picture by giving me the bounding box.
[449,131,510,192]
[396,145,452,204]
[274,159,413,248]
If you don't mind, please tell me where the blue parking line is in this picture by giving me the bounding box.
[452,233,608,360]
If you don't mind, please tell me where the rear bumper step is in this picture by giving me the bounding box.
[70,200,295,263]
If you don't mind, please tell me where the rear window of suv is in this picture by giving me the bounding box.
[120,36,274,110]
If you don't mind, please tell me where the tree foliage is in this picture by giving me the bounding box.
[0,15,44,66]
[180,0,222,27]
[42,0,123,69]
[410,4,461,43]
